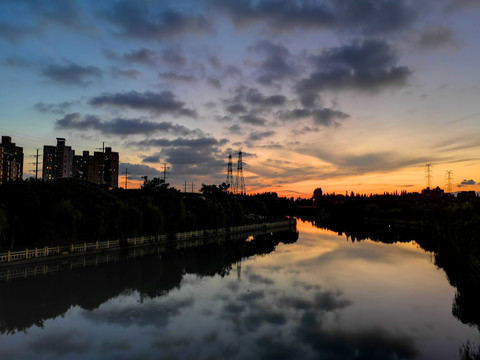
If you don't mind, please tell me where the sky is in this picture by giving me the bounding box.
[0,0,479,197]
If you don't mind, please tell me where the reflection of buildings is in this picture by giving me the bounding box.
[0,136,24,184]
[42,138,119,188]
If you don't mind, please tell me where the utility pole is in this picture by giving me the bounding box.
[191,182,195,193]
[124,168,130,189]
[184,181,187,193]
[162,162,170,183]
[96,142,105,184]
[30,149,42,180]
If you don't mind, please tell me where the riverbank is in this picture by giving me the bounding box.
[0,219,296,269]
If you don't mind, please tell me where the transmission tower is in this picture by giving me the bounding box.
[226,152,234,190]
[445,170,453,193]
[425,163,433,189]
[234,149,245,195]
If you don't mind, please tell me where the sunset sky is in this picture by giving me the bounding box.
[1,0,479,197]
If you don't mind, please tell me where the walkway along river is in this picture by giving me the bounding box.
[0,219,296,270]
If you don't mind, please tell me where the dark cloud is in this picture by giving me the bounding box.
[89,90,197,117]
[226,64,243,78]
[241,87,287,107]
[313,291,352,312]
[460,179,476,185]
[250,40,298,85]
[297,39,411,106]
[248,130,275,142]
[142,155,161,163]
[302,147,427,177]
[42,63,103,85]
[135,137,226,149]
[280,107,350,126]
[331,0,419,35]
[160,48,187,66]
[213,0,421,35]
[0,22,37,43]
[212,0,335,31]
[226,104,247,114]
[416,26,458,50]
[240,114,266,126]
[4,57,33,67]
[296,312,418,360]
[82,297,194,327]
[0,0,89,42]
[448,0,480,10]
[222,86,287,122]
[55,113,194,136]
[207,56,243,78]
[208,56,223,68]
[119,163,162,179]
[111,68,142,79]
[244,310,287,331]
[101,1,211,39]
[28,330,92,357]
[207,77,221,89]
[122,48,159,66]
[159,72,198,83]
[34,101,78,115]
[227,124,242,134]
[246,272,274,285]
[132,136,228,177]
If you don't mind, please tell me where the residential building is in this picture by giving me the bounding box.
[42,138,75,181]
[0,136,24,184]
[42,138,119,188]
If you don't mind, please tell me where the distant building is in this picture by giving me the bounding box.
[104,147,119,188]
[42,138,119,188]
[42,138,75,181]
[0,136,24,184]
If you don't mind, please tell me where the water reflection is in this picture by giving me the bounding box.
[0,230,298,335]
[305,216,480,332]
[0,222,478,360]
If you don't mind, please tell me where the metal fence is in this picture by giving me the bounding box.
[0,220,296,264]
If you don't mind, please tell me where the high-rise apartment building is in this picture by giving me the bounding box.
[0,136,24,184]
[42,138,74,181]
[43,138,119,188]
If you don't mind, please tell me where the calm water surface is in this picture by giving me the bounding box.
[0,220,478,359]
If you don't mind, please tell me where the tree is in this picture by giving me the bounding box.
[141,177,169,192]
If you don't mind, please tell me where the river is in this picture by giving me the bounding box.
[0,219,478,359]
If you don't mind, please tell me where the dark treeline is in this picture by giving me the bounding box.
[0,179,296,251]
[0,229,298,334]
[309,187,480,256]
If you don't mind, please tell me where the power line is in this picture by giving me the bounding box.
[29,149,42,180]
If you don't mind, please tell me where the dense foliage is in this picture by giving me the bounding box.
[0,179,295,250]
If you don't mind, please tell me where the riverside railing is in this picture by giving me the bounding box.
[0,220,296,265]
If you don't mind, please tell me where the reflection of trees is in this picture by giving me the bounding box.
[306,216,480,332]
[0,230,298,334]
